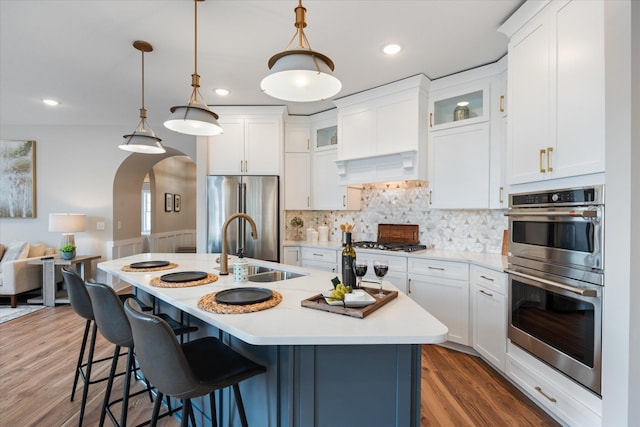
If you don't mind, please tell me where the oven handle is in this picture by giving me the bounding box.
[505,269,598,297]
[505,210,598,218]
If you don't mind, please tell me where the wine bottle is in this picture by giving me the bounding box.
[341,232,356,288]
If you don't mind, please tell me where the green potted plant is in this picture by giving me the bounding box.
[290,216,304,241]
[59,243,76,260]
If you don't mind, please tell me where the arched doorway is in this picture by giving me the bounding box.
[111,147,196,258]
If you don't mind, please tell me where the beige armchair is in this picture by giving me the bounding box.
[0,242,55,308]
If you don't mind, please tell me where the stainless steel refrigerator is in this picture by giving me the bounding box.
[207,175,280,262]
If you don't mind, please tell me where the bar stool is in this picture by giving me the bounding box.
[124,299,267,427]
[61,268,152,427]
[85,280,197,427]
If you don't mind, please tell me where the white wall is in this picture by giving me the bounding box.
[601,1,639,425]
[0,124,196,274]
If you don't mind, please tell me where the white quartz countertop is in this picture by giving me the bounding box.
[98,253,448,347]
[283,240,508,272]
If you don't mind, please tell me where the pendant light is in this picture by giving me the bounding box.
[261,0,341,102]
[164,0,222,136]
[119,40,165,154]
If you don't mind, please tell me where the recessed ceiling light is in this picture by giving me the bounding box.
[383,44,402,55]
[42,99,60,106]
[214,88,230,96]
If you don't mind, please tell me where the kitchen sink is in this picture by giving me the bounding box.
[248,270,306,283]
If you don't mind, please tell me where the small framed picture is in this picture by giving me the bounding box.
[174,194,181,212]
[165,193,173,212]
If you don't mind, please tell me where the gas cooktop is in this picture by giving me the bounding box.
[352,241,428,253]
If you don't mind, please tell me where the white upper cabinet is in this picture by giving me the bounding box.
[284,118,311,153]
[206,106,285,175]
[333,75,430,185]
[284,152,311,210]
[426,61,507,209]
[500,0,605,185]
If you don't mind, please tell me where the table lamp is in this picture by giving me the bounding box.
[49,213,86,246]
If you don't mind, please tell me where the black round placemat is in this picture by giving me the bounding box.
[130,260,171,269]
[215,287,273,306]
[160,271,208,283]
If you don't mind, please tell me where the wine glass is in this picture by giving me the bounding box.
[373,260,389,298]
[353,259,368,289]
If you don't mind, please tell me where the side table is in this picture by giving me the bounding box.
[27,255,101,306]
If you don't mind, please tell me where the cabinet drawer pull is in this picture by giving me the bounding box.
[408,278,411,294]
[534,386,557,403]
[428,266,445,271]
[499,95,505,112]
[499,186,504,204]
[539,149,546,173]
[312,253,323,257]
[245,160,248,172]
[479,289,494,297]
[546,147,553,172]
[429,112,433,127]
[480,275,494,282]
[343,195,346,207]
[240,160,244,172]
[429,190,433,205]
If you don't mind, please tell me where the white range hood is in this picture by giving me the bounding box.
[333,75,430,186]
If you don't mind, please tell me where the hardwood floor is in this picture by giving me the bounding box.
[0,306,559,426]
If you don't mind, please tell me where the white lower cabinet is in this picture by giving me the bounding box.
[300,247,338,273]
[408,258,470,345]
[471,265,507,372]
[507,343,602,427]
[282,246,300,266]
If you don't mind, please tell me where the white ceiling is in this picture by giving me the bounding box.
[0,0,523,131]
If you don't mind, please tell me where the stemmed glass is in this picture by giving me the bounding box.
[353,259,368,289]
[373,260,389,298]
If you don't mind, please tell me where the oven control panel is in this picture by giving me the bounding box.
[510,185,603,207]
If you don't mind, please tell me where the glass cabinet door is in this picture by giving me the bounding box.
[316,125,337,149]
[429,85,489,130]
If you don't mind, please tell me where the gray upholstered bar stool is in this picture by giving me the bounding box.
[124,299,267,427]
[61,268,152,427]
[86,280,197,427]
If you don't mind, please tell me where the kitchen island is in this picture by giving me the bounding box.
[99,253,448,427]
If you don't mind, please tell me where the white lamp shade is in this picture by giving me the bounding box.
[119,132,165,154]
[164,103,223,136]
[261,52,342,102]
[49,213,87,233]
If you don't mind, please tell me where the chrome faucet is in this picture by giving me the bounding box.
[219,212,258,275]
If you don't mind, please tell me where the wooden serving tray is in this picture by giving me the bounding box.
[301,286,398,319]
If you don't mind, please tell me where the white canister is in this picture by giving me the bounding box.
[310,231,319,243]
[306,228,316,242]
[318,225,329,242]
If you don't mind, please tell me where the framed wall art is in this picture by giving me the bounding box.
[165,193,173,212]
[0,140,36,218]
[173,194,181,212]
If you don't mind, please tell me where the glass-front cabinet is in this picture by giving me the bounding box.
[429,84,489,131]
[316,125,337,149]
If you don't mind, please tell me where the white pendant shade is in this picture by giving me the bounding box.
[119,131,165,154]
[261,51,342,102]
[164,103,223,136]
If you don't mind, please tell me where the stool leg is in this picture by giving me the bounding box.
[150,392,163,427]
[100,345,121,427]
[209,391,218,427]
[119,347,135,427]
[71,319,91,402]
[181,399,191,427]
[233,384,249,427]
[78,321,98,427]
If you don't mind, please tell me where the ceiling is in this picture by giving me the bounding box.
[0,0,523,132]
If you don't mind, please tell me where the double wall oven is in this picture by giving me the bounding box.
[506,185,604,395]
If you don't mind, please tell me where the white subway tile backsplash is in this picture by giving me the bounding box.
[285,187,508,254]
